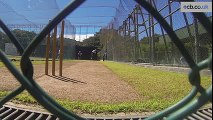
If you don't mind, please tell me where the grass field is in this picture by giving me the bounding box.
[0,55,45,68]
[0,61,46,68]
[0,62,4,68]
[102,62,211,99]
[0,55,76,68]
[0,61,211,114]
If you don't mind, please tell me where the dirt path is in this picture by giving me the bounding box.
[0,61,76,91]
[1,61,140,103]
[36,61,140,103]
[0,67,21,90]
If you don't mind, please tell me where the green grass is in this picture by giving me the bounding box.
[0,62,4,68]
[0,91,175,114]
[102,62,211,99]
[0,61,211,114]
[0,56,77,68]
[0,61,46,68]
[0,55,46,68]
[0,56,76,68]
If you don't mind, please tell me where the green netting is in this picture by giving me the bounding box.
[101,0,212,66]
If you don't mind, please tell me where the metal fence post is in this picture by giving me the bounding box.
[194,18,199,63]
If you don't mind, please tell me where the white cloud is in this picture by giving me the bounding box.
[64,34,95,41]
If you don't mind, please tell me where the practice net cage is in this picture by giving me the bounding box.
[0,0,76,59]
[100,0,212,67]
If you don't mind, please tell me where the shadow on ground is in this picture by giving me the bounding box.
[47,75,87,84]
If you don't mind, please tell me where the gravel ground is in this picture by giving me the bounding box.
[0,61,75,91]
[1,61,140,103]
[36,61,140,103]
[0,67,21,91]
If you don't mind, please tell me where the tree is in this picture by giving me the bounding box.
[140,34,160,44]
[79,32,102,49]
[0,31,11,51]
[12,29,37,49]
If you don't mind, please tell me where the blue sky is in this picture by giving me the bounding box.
[0,0,121,41]
[0,0,212,41]
[0,0,120,26]
[56,0,121,41]
[56,0,120,26]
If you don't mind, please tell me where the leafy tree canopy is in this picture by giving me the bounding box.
[78,32,102,49]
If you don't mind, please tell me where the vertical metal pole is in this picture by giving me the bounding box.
[52,25,57,76]
[0,32,2,52]
[183,12,195,62]
[151,13,155,64]
[79,26,81,41]
[128,16,134,61]
[86,26,88,39]
[59,20,65,77]
[139,7,149,40]
[160,27,170,63]
[183,13,193,37]
[150,0,155,64]
[194,18,199,63]
[168,0,174,64]
[123,21,127,60]
[139,6,150,60]
[74,27,76,40]
[112,24,115,61]
[45,20,51,75]
[153,0,170,63]
[148,0,152,63]
[124,21,127,36]
[133,9,137,62]
[105,28,108,60]
[168,1,173,28]
[135,5,143,61]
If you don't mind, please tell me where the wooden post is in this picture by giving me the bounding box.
[59,20,65,76]
[52,26,57,76]
[45,32,51,75]
[45,20,51,75]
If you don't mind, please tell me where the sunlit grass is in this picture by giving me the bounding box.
[0,61,46,68]
[0,61,211,114]
[0,91,177,114]
[0,56,77,68]
[102,62,211,101]
[0,62,4,68]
